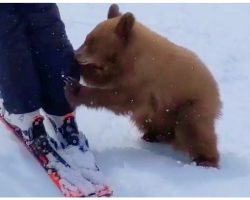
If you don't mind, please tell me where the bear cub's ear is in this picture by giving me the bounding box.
[115,12,135,42]
[108,4,121,19]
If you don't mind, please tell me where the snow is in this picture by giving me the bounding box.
[1,3,250,197]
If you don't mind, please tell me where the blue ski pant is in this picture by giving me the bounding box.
[0,3,80,115]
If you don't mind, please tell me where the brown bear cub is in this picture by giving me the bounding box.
[64,4,222,168]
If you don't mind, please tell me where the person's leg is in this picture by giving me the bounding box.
[0,4,54,162]
[16,3,80,116]
[16,3,83,148]
[0,4,42,132]
[0,4,42,115]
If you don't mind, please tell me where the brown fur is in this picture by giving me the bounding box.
[65,4,222,168]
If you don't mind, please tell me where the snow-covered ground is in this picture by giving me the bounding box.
[1,3,250,197]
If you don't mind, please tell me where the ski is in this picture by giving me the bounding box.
[0,114,112,197]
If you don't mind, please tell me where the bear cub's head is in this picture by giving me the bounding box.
[75,4,135,88]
